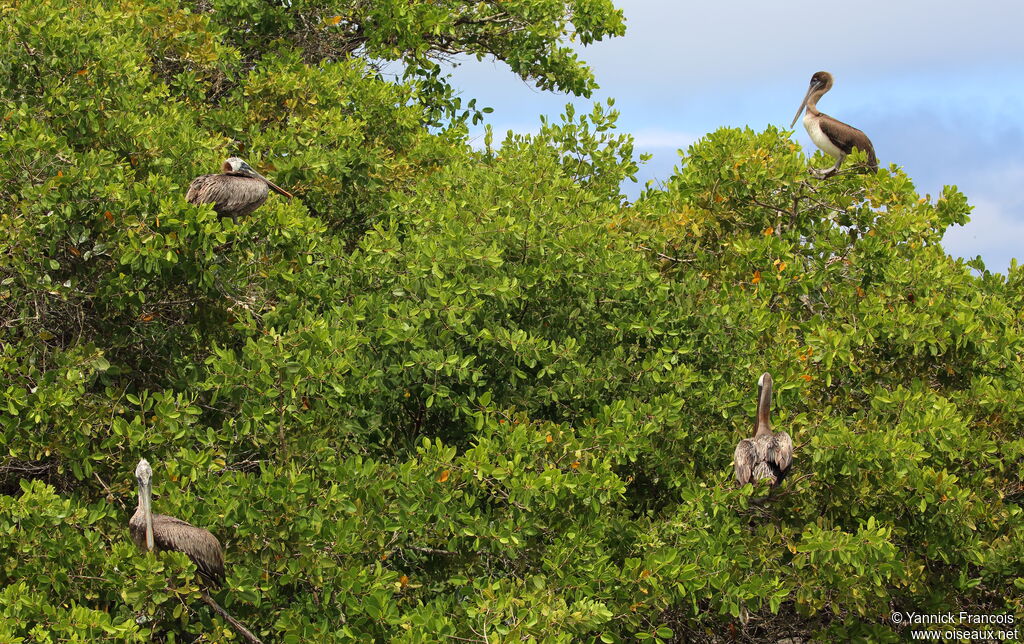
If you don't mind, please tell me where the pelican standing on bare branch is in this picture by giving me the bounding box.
[186,157,293,222]
[734,373,793,488]
[791,71,877,178]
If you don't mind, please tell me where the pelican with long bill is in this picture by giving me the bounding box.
[186,157,293,222]
[791,71,877,177]
[129,458,264,643]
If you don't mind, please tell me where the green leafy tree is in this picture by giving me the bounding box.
[203,0,625,94]
[2,0,1023,642]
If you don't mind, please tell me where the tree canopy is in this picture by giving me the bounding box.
[1,0,1022,642]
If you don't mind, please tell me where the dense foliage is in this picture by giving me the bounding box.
[1,0,1022,641]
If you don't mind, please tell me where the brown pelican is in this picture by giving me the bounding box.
[186,157,292,222]
[130,458,225,587]
[130,459,263,642]
[791,71,877,177]
[734,373,793,488]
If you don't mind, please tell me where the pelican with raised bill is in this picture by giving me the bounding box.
[129,458,225,586]
[186,157,293,222]
[130,459,264,643]
[791,71,877,178]
[734,373,793,489]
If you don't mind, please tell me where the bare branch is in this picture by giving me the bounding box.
[201,591,264,644]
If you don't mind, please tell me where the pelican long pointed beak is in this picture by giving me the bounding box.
[790,84,814,128]
[262,176,293,199]
[240,162,294,199]
[140,479,155,551]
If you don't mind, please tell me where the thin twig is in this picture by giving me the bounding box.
[94,472,124,510]
[635,245,695,263]
[749,198,792,217]
[409,545,457,556]
[200,591,264,644]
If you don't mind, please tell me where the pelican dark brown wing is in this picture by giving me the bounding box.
[817,114,878,171]
[734,433,792,487]
[770,431,793,476]
[129,511,225,586]
[734,438,757,486]
[186,174,270,221]
[753,431,793,486]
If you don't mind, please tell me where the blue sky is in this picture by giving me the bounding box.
[443,1,1024,272]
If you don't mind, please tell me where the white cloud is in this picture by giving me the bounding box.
[943,196,1024,272]
[850,106,1024,272]
[583,1,1024,87]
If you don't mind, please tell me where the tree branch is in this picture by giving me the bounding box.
[201,591,264,644]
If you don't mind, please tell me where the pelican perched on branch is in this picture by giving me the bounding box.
[734,373,793,488]
[130,459,263,643]
[130,458,224,586]
[186,157,292,222]
[791,71,877,178]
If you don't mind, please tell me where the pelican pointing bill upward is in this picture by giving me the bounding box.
[129,459,265,643]
[186,157,292,222]
[791,71,877,178]
[129,458,225,586]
